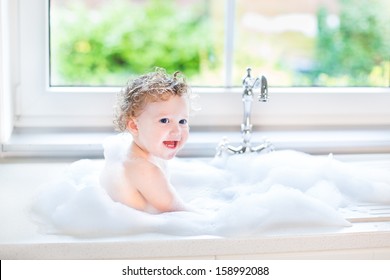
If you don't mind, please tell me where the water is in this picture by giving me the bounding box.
[30,134,390,238]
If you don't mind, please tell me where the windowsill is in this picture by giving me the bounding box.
[1,127,390,158]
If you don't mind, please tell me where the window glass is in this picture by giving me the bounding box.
[50,0,224,86]
[234,0,390,86]
[50,0,390,87]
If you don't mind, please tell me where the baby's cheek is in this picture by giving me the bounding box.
[183,129,190,143]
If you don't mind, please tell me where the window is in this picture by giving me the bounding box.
[10,0,390,130]
[50,0,389,87]
[234,0,390,87]
[50,0,224,87]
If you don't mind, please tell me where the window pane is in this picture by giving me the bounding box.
[50,0,224,87]
[234,0,390,87]
[50,0,390,87]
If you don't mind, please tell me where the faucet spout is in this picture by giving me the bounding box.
[259,75,268,102]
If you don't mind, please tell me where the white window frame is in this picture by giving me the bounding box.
[5,0,390,135]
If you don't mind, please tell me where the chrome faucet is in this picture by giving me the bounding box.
[216,67,273,156]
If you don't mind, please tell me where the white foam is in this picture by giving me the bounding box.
[31,134,390,238]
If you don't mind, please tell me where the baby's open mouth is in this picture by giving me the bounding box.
[163,141,178,149]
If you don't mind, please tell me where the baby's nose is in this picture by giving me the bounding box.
[169,123,181,136]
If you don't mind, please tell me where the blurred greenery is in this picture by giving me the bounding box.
[51,0,217,86]
[51,0,389,87]
[313,0,390,86]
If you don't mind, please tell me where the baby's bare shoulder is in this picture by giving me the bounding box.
[123,158,163,177]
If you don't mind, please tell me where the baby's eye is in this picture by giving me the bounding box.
[179,119,188,125]
[159,118,169,124]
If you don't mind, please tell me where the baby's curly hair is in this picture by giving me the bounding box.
[114,68,190,132]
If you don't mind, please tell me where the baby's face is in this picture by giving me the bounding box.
[133,95,190,160]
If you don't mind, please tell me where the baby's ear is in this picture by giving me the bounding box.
[126,118,139,135]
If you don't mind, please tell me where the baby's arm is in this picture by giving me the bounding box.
[127,160,187,213]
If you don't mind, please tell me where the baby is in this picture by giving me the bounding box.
[101,68,190,213]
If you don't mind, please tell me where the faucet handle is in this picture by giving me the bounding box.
[242,67,253,90]
[245,67,252,78]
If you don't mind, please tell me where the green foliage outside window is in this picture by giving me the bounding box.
[50,0,216,86]
[51,0,389,87]
[314,0,390,86]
